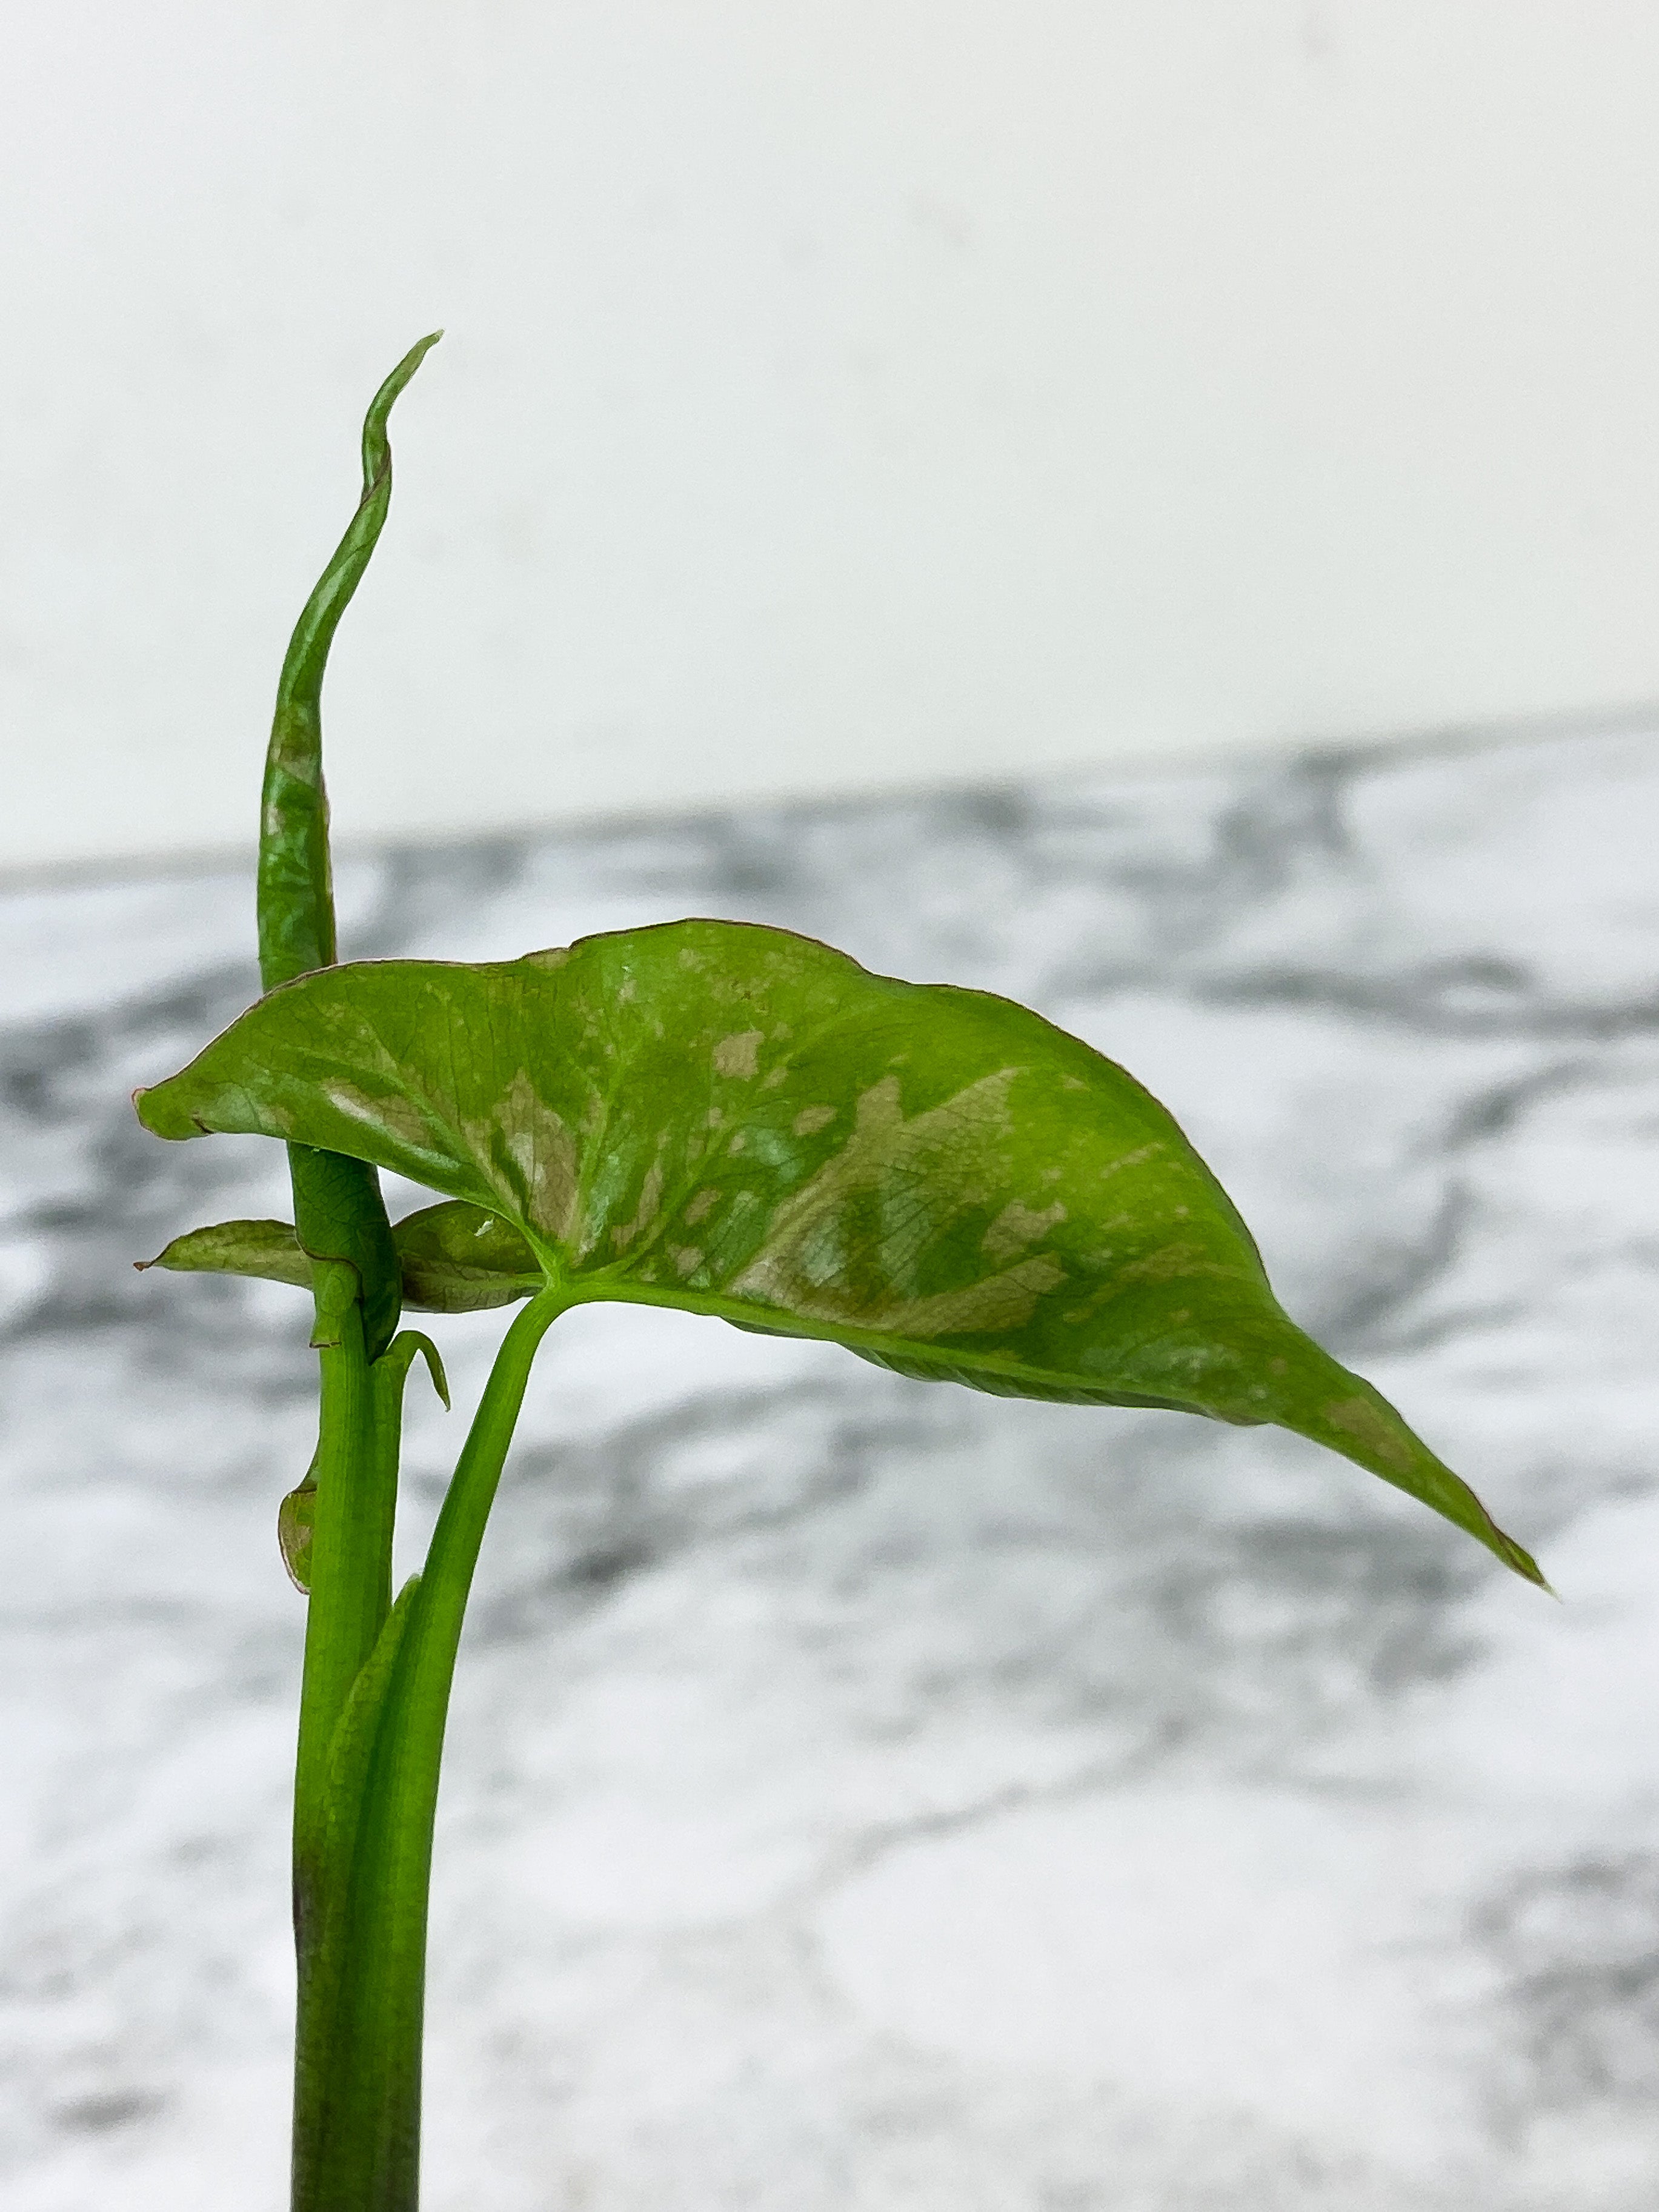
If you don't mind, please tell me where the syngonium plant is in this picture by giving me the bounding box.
[133,336,1546,2211]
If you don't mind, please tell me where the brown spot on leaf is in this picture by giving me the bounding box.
[1119,1240,1234,1286]
[463,1074,580,1246]
[611,1154,666,1252]
[981,1198,1066,1263]
[730,1067,1049,1335]
[714,1029,763,1079]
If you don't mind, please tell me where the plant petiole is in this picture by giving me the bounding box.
[291,1284,569,2211]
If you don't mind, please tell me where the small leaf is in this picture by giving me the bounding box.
[138,1219,310,1288]
[137,1218,393,1354]
[139,1205,544,1318]
[280,1462,319,1593]
[133,918,1544,1584]
[393,1201,544,1314]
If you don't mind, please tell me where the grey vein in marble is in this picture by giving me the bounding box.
[2,728,1657,2210]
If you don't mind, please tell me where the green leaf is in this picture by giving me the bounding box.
[391,1201,544,1314]
[135,1209,408,1356]
[139,1204,542,1317]
[138,1218,311,1289]
[133,918,1544,1584]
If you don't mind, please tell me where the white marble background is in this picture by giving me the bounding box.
[2,729,1657,2210]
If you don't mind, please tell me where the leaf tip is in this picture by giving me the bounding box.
[134,1080,216,1145]
[414,1331,452,1409]
[1492,1525,1551,1593]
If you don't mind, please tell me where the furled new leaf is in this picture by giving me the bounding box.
[257,331,439,1361]
[133,918,1543,1583]
[259,331,442,994]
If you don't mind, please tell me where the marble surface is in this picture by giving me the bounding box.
[2,728,1657,2210]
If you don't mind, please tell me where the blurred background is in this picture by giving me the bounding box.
[3,7,1658,2209]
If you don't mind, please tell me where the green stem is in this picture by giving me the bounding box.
[291,1287,568,2212]
[291,1267,393,1900]
[288,1271,402,2212]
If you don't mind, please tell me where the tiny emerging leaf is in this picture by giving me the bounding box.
[134,918,1545,1585]
[375,1328,452,1412]
[256,333,439,1361]
[279,1461,318,1593]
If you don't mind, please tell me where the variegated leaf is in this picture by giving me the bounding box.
[134,919,1542,1583]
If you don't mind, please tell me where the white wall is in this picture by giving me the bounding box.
[5,3,1659,875]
